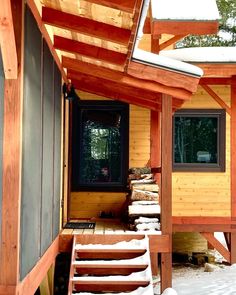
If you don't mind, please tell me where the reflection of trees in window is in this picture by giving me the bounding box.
[175,117,217,164]
[71,101,129,191]
[173,109,226,172]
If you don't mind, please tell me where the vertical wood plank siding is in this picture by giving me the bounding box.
[0,52,4,244]
[20,7,62,280]
[172,86,231,217]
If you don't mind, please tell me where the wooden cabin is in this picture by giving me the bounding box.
[0,0,236,294]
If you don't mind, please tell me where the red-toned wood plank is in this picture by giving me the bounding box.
[200,233,230,263]
[230,233,236,263]
[173,216,232,225]
[27,0,67,81]
[42,7,131,46]
[201,84,231,115]
[54,36,127,66]
[63,56,162,98]
[150,111,161,168]
[0,0,23,288]
[161,94,172,292]
[173,224,234,232]
[200,77,232,85]
[0,0,18,78]
[152,20,218,36]
[85,0,136,13]
[16,237,59,295]
[0,286,15,295]
[128,61,199,95]
[71,76,159,110]
[196,64,236,78]
[231,76,236,218]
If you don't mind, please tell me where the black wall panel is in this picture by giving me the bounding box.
[20,6,62,279]
[40,40,54,255]
[53,62,62,239]
[21,6,42,279]
[0,52,4,243]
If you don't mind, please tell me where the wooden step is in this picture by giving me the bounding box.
[72,280,150,292]
[75,248,146,259]
[74,264,148,275]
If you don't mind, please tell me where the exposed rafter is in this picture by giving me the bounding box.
[42,7,131,46]
[0,0,18,78]
[200,77,232,85]
[71,76,160,111]
[62,56,177,98]
[84,0,136,13]
[54,36,127,66]
[128,61,198,97]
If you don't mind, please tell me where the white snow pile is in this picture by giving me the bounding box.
[74,284,153,295]
[135,217,159,224]
[162,288,178,295]
[151,0,219,21]
[136,222,160,231]
[160,47,236,63]
[75,238,147,250]
[132,201,159,206]
[129,203,161,215]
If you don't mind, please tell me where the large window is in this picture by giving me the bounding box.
[173,109,226,172]
[71,101,129,191]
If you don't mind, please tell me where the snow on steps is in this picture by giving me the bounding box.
[68,235,154,294]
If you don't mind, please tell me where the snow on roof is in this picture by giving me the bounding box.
[132,48,203,77]
[160,47,236,63]
[151,0,220,21]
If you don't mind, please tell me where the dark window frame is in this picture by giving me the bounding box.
[173,109,226,172]
[71,100,129,192]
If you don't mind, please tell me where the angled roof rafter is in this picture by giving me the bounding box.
[42,6,131,46]
[54,36,127,66]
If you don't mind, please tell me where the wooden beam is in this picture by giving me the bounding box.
[200,77,232,85]
[196,64,236,78]
[0,0,23,288]
[63,56,165,98]
[27,0,67,81]
[200,233,230,263]
[16,237,59,295]
[152,20,218,37]
[54,36,127,66]
[161,94,172,292]
[71,76,159,110]
[201,84,231,115]
[150,111,161,168]
[84,0,136,13]
[128,61,199,95]
[0,0,18,78]
[42,7,131,46]
[159,35,186,51]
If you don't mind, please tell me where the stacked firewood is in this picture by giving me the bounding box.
[127,168,161,231]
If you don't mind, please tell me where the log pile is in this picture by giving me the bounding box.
[127,167,161,232]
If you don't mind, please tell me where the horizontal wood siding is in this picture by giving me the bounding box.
[172,86,231,217]
[0,53,4,242]
[70,94,150,219]
[21,7,62,280]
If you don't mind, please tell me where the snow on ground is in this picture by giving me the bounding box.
[154,264,236,295]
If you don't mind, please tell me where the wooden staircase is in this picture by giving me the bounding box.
[68,235,154,294]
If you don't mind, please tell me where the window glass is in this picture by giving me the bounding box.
[173,109,225,172]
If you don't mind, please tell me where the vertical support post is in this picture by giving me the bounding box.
[150,110,161,182]
[0,0,23,289]
[160,94,172,292]
[231,76,236,263]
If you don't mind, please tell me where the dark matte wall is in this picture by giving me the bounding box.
[20,6,62,280]
[0,52,4,243]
